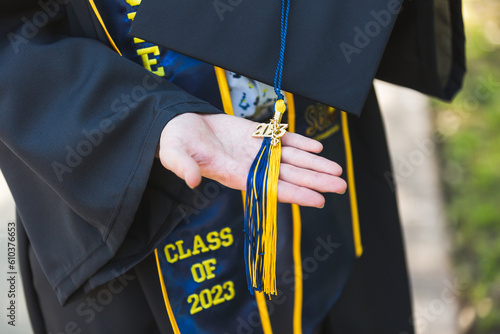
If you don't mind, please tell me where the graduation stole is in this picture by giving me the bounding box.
[244,0,291,297]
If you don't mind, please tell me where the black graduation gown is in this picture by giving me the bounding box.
[0,0,465,333]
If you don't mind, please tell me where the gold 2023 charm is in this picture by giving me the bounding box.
[252,122,288,138]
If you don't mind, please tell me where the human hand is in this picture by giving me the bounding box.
[158,113,347,208]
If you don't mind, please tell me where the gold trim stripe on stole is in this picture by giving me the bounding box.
[214,67,235,116]
[155,249,181,334]
[284,92,296,133]
[88,0,122,55]
[291,204,303,334]
[284,92,303,334]
[341,111,363,257]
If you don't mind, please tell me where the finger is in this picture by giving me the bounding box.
[281,132,323,153]
[279,163,347,194]
[160,147,202,189]
[281,146,343,176]
[277,180,325,208]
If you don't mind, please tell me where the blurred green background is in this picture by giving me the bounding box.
[433,0,500,332]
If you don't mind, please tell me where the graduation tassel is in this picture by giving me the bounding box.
[244,0,291,297]
[244,100,287,296]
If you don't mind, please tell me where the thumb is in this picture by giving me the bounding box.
[159,147,202,189]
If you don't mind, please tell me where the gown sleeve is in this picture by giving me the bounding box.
[0,0,221,304]
[376,0,466,100]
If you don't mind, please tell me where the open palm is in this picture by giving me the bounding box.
[158,113,347,208]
